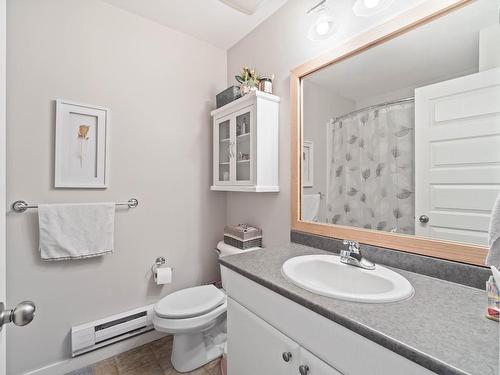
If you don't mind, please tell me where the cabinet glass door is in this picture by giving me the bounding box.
[217,118,231,183]
[234,107,254,184]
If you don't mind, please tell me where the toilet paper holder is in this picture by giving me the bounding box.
[151,257,172,279]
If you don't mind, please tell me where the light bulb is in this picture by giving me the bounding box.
[363,0,380,8]
[307,3,337,41]
[315,21,331,36]
[353,0,395,17]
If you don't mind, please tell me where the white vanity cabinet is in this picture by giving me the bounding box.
[228,298,343,375]
[211,91,280,192]
[228,298,300,375]
[223,266,436,375]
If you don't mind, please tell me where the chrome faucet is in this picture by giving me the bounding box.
[340,240,375,270]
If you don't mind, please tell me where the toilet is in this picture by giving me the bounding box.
[153,241,260,373]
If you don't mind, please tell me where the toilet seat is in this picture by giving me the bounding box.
[153,301,227,334]
[153,285,227,334]
[155,285,226,319]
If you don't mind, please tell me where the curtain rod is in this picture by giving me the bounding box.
[331,96,414,124]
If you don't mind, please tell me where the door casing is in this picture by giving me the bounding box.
[0,0,7,373]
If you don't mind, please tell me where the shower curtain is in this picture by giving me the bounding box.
[326,101,415,234]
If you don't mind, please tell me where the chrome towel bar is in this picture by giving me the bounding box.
[11,198,139,213]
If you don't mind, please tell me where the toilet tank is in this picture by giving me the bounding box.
[220,265,230,291]
[216,241,261,290]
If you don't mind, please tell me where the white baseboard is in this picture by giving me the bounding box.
[22,331,167,375]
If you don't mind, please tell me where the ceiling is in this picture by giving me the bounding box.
[101,0,288,49]
[305,0,498,104]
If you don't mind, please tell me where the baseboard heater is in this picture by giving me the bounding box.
[71,304,155,357]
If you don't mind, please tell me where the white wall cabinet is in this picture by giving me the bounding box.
[228,298,342,375]
[211,91,280,192]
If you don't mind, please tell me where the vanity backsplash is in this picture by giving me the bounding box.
[291,230,491,289]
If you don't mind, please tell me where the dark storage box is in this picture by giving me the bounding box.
[224,224,262,241]
[223,224,262,249]
[216,86,241,108]
[224,235,262,250]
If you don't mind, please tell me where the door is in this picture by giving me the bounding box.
[415,67,500,245]
[232,105,255,185]
[213,114,232,186]
[227,298,299,375]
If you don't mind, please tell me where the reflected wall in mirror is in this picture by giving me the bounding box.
[300,0,500,252]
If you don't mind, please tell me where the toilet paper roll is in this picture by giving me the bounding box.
[155,266,172,285]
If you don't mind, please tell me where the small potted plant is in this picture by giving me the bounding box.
[235,66,260,96]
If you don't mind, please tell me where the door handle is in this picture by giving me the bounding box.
[419,215,430,224]
[0,301,36,330]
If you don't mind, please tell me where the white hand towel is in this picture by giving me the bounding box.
[38,203,115,261]
[486,192,500,268]
[302,194,321,222]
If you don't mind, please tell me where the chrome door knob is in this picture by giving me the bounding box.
[419,215,430,224]
[0,301,36,330]
[282,351,292,362]
[12,301,36,326]
[299,365,310,375]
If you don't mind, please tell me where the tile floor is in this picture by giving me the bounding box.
[66,336,222,375]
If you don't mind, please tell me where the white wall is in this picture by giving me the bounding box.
[302,80,354,222]
[6,0,227,373]
[226,0,427,247]
[355,85,415,109]
[354,67,479,109]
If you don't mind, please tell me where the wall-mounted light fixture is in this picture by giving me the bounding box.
[307,0,337,41]
[352,0,395,17]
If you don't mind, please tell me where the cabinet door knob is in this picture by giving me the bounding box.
[282,352,292,362]
[419,215,430,224]
[299,365,310,375]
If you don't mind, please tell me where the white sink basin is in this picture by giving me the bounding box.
[282,255,414,303]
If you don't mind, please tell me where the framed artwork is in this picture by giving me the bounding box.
[55,100,110,188]
[303,140,313,187]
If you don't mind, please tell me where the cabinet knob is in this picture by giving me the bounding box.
[419,215,430,224]
[282,351,292,362]
[299,365,310,375]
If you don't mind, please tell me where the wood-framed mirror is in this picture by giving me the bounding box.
[291,0,500,266]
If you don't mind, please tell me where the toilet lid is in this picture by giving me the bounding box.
[154,285,226,319]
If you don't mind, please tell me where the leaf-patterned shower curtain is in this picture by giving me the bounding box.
[326,101,415,234]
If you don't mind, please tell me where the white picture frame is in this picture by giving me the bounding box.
[303,140,313,188]
[55,99,110,188]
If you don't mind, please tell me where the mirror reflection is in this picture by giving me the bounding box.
[301,0,500,247]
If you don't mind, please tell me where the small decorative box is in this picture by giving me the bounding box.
[216,86,241,109]
[224,224,262,249]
